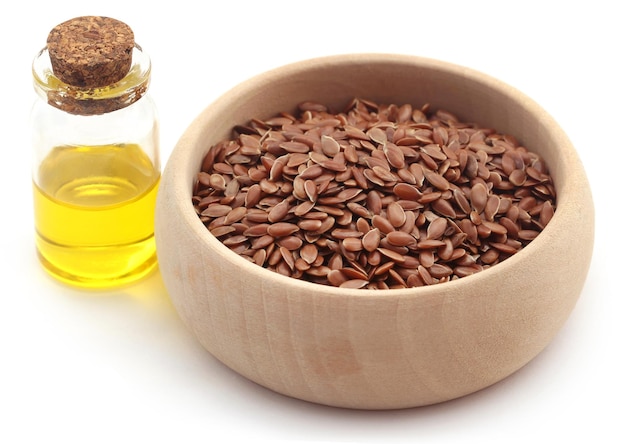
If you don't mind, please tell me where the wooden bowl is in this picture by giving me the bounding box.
[155,54,594,409]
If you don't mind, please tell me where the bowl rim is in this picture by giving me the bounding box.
[160,52,593,301]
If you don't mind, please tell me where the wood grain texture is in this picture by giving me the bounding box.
[155,54,594,409]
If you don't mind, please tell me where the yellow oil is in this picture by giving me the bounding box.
[33,143,160,289]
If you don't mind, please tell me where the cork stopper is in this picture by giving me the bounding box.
[47,16,134,88]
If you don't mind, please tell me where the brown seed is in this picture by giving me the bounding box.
[417,265,434,285]
[201,204,233,218]
[386,202,407,227]
[221,235,248,247]
[295,257,311,271]
[383,143,406,169]
[426,217,448,240]
[476,223,492,238]
[377,248,406,263]
[451,265,478,278]
[464,153,479,178]
[252,248,267,266]
[416,239,446,249]
[278,236,303,250]
[194,98,556,289]
[393,183,421,201]
[279,246,296,270]
[248,167,267,182]
[480,249,500,265]
[299,164,324,180]
[320,160,348,172]
[526,166,546,182]
[304,211,330,220]
[280,141,310,153]
[347,202,371,218]
[224,177,241,197]
[331,229,363,239]
[259,178,280,194]
[209,173,226,191]
[386,231,417,247]
[449,248,466,262]
[300,243,318,264]
[373,260,395,276]
[312,216,336,235]
[320,135,341,156]
[340,279,369,289]
[481,220,508,235]
[406,273,424,287]
[245,184,262,208]
[453,188,471,214]
[298,218,323,231]
[305,265,331,277]
[386,268,407,287]
[429,263,453,278]
[363,168,385,188]
[371,165,397,183]
[499,217,520,239]
[433,126,449,146]
[419,250,435,268]
[328,253,344,270]
[518,229,540,241]
[304,180,318,202]
[431,198,456,218]
[351,165,369,189]
[397,168,417,185]
[341,265,369,280]
[367,127,388,145]
[286,153,310,167]
[409,162,425,187]
[294,200,315,216]
[423,168,450,191]
[539,201,555,227]
[267,198,291,223]
[502,151,523,175]
[243,223,270,237]
[267,222,300,237]
[399,209,417,232]
[315,205,344,217]
[490,242,519,255]
[459,219,478,245]
[210,226,236,238]
[251,234,274,249]
[509,169,527,187]
[470,182,488,213]
[355,217,371,234]
[371,215,395,235]
[269,159,285,182]
[344,144,359,163]
[328,269,348,286]
[483,195,500,222]
[224,206,247,225]
[343,237,363,252]
[336,188,363,202]
[437,238,454,261]
[292,176,307,200]
[367,191,383,215]
[362,228,381,252]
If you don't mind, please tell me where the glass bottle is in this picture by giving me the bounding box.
[30,16,160,289]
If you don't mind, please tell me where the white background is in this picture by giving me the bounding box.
[1,1,622,442]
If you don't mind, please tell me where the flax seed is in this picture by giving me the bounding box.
[386,231,417,248]
[386,202,407,227]
[267,222,299,237]
[371,214,395,235]
[193,97,557,288]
